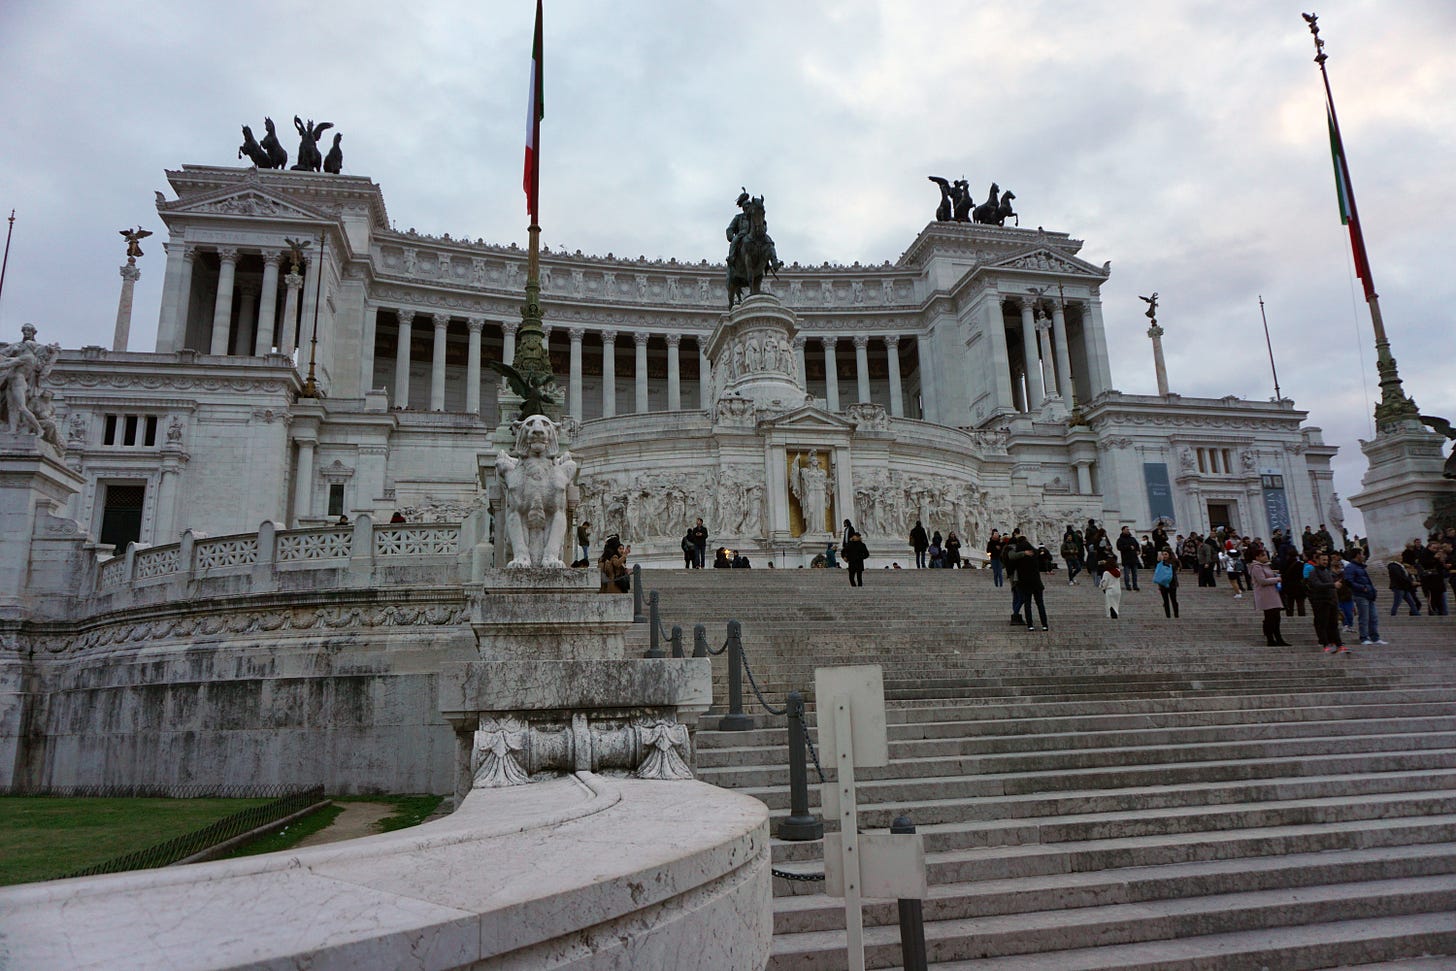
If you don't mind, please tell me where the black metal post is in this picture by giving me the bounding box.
[670,624,684,658]
[777,691,824,841]
[718,619,753,731]
[632,563,645,623]
[692,623,708,658]
[645,591,665,658]
[891,814,928,971]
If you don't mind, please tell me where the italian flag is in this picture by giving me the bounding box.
[523,0,544,223]
[1327,103,1375,300]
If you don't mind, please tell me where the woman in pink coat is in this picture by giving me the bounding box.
[1248,548,1290,646]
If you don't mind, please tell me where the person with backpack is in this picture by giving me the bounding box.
[1153,547,1180,619]
[909,520,929,568]
[1387,558,1422,616]
[1060,526,1084,585]
[681,530,695,568]
[842,531,869,587]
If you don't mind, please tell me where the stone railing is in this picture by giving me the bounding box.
[97,514,468,603]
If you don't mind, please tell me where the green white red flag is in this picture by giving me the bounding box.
[1326,103,1374,300]
[523,0,544,222]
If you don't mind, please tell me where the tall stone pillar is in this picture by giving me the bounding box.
[1081,299,1114,397]
[359,303,379,392]
[466,317,484,415]
[300,250,322,364]
[236,284,258,358]
[568,327,584,419]
[155,242,190,352]
[601,330,617,417]
[1148,323,1170,396]
[255,250,282,355]
[699,340,711,409]
[1035,314,1056,399]
[665,333,682,411]
[822,337,840,412]
[209,248,239,356]
[1051,302,1075,406]
[113,260,140,352]
[852,335,871,403]
[1074,460,1093,495]
[916,335,938,422]
[1017,298,1043,409]
[792,336,807,390]
[430,313,450,411]
[884,335,904,417]
[280,263,303,357]
[501,320,518,366]
[394,310,414,409]
[634,331,650,414]
[293,436,316,525]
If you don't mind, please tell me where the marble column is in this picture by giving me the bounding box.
[665,333,682,411]
[1050,302,1075,406]
[699,340,711,409]
[236,284,258,358]
[113,261,140,352]
[1017,298,1044,409]
[501,320,518,366]
[209,248,239,356]
[602,330,618,417]
[916,335,938,422]
[279,264,303,357]
[792,336,807,390]
[153,462,183,543]
[359,304,379,393]
[884,335,904,417]
[568,327,584,419]
[430,313,449,411]
[254,251,282,355]
[1081,300,1113,398]
[394,310,414,409]
[1148,323,1170,396]
[1074,461,1093,495]
[852,335,871,403]
[293,437,316,525]
[985,298,1014,414]
[823,337,840,412]
[300,251,322,364]
[634,331,650,414]
[155,242,192,352]
[1035,314,1056,399]
[466,316,484,415]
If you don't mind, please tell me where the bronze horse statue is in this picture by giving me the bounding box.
[726,195,781,309]
[972,183,1018,227]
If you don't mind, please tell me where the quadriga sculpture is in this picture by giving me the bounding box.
[495,415,578,568]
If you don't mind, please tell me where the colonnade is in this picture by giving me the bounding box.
[155,243,321,358]
[1003,295,1111,414]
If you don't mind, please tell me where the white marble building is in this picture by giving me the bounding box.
[49,165,1336,564]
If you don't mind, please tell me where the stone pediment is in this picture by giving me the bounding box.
[758,403,858,433]
[161,183,331,223]
[988,246,1108,279]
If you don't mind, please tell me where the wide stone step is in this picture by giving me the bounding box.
[767,875,1456,969]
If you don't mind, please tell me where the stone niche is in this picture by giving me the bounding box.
[439,568,711,804]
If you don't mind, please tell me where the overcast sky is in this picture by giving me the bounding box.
[2,0,1453,533]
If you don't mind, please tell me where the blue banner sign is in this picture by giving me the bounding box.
[1261,471,1290,536]
[1143,462,1175,525]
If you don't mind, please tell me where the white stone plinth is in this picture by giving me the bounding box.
[471,568,633,660]
[1350,421,1455,562]
[0,434,86,613]
[706,293,805,410]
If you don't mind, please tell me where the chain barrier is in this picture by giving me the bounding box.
[771,865,827,882]
[707,636,730,656]
[796,707,827,784]
[740,646,787,717]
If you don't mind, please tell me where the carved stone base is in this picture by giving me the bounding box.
[470,567,632,660]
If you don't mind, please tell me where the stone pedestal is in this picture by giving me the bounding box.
[440,569,712,803]
[0,434,87,617]
[706,294,805,411]
[1349,421,1454,562]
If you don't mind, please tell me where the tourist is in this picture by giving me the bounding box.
[598,541,630,594]
[1387,557,1421,617]
[1306,551,1347,653]
[1116,526,1141,591]
[1153,547,1180,619]
[843,531,869,587]
[1196,536,1217,587]
[689,518,709,569]
[944,531,962,568]
[1140,535,1158,570]
[841,519,855,550]
[1060,526,1084,585]
[1331,552,1355,633]
[1008,534,1049,630]
[986,529,1005,587]
[910,520,929,568]
[1222,544,1244,599]
[335,514,350,526]
[1280,546,1308,616]
[928,531,944,568]
[680,530,695,569]
[713,547,732,568]
[1343,549,1385,646]
[1248,548,1289,645]
[1099,558,1122,619]
[576,519,591,563]
[389,510,407,523]
[1003,529,1024,624]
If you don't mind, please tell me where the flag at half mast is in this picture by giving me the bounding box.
[523,0,544,223]
[1326,102,1374,300]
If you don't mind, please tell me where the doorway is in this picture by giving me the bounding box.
[1207,501,1233,533]
[98,482,146,551]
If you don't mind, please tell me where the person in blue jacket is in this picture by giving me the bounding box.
[1343,549,1385,646]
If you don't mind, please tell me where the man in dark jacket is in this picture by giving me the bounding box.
[1116,526,1142,591]
[1387,558,1422,616]
[842,532,869,587]
[909,521,929,568]
[689,519,709,569]
[1306,551,1346,653]
[1280,549,1307,616]
[1343,549,1384,645]
[1008,535,1048,630]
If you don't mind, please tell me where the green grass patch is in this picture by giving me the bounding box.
[224,803,344,858]
[0,797,272,887]
[376,794,445,832]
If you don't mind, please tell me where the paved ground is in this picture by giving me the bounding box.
[293,801,395,848]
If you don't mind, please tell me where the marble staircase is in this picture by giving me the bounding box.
[641,567,1456,970]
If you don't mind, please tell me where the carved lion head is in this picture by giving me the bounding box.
[511,414,560,456]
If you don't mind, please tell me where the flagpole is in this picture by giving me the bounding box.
[512,0,554,410]
[0,210,15,318]
[1304,13,1418,430]
[1257,296,1282,403]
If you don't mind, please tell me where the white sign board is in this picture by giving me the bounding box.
[824,831,927,899]
[814,665,888,768]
